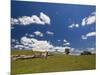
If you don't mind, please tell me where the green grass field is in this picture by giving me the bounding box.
[11,50,96,75]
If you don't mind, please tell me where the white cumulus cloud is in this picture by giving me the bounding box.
[46,31,54,35]
[63,39,70,46]
[34,31,43,37]
[20,36,54,51]
[63,42,70,46]
[81,35,87,40]
[81,32,96,40]
[21,36,35,46]
[63,39,67,42]
[11,37,71,52]
[68,23,79,28]
[81,12,96,26]
[86,32,96,37]
[18,15,44,25]
[11,12,50,26]
[40,12,51,24]
[14,45,24,49]
[11,18,19,25]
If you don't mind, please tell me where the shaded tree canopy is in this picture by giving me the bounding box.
[65,48,70,55]
[81,51,92,55]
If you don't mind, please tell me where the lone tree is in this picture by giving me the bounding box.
[81,51,92,55]
[65,48,70,55]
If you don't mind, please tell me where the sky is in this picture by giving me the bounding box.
[11,1,96,53]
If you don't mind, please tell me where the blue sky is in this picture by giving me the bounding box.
[11,1,96,52]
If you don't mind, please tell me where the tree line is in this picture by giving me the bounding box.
[65,48,95,55]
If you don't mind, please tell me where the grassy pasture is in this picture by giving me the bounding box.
[11,50,96,75]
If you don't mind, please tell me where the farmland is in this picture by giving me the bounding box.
[11,50,96,75]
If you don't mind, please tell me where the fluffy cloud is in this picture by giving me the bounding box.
[12,36,54,51]
[18,15,45,25]
[68,23,79,28]
[12,37,71,52]
[40,12,51,24]
[81,12,96,26]
[63,39,70,46]
[63,42,70,46]
[63,39,67,42]
[21,36,35,46]
[20,36,54,51]
[11,18,19,25]
[81,32,96,39]
[14,45,24,49]
[46,31,54,35]
[11,12,50,26]
[86,32,96,37]
[32,41,53,52]
[34,31,43,37]
[81,35,87,40]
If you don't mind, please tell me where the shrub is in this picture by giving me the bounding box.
[81,51,92,55]
[65,48,70,55]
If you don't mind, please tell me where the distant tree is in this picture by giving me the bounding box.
[65,48,70,55]
[81,51,92,55]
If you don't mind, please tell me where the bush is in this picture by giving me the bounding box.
[65,48,70,55]
[81,51,92,55]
